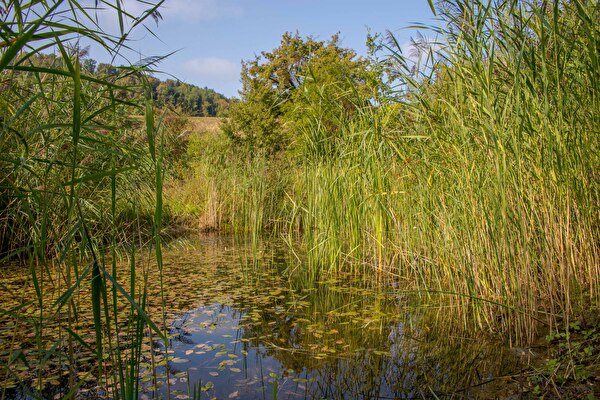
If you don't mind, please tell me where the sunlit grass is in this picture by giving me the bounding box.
[0,0,168,398]
[172,0,599,345]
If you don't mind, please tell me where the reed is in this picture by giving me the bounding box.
[0,1,168,398]
[179,0,599,344]
[376,0,600,342]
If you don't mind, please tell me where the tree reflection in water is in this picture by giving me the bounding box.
[143,237,525,399]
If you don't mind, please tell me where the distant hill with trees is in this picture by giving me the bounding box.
[29,52,232,117]
[146,76,231,117]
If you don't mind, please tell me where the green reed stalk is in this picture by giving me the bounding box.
[1,0,168,398]
[184,0,598,345]
[377,0,599,342]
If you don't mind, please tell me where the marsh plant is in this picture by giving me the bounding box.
[0,0,169,398]
[179,0,599,345]
[377,0,600,343]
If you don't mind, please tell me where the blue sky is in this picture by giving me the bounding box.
[92,1,436,98]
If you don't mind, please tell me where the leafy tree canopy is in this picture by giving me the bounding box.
[16,52,231,117]
[148,77,231,117]
[223,32,381,157]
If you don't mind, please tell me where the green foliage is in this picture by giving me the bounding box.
[375,0,599,340]
[0,0,169,398]
[0,50,155,254]
[175,0,600,347]
[222,32,381,158]
[149,77,230,117]
[528,319,600,396]
[222,77,283,155]
[13,53,231,118]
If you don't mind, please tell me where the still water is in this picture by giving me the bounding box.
[0,235,533,399]
[138,236,526,399]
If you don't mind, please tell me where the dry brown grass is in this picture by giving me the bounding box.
[187,116,223,136]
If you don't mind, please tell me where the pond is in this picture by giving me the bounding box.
[0,236,538,399]
[137,236,531,399]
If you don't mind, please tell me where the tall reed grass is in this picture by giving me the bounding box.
[178,0,599,344]
[376,0,600,343]
[0,1,168,398]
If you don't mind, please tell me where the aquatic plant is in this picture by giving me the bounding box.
[0,0,168,398]
[178,0,599,345]
[377,0,600,343]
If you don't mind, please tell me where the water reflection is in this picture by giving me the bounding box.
[141,236,523,399]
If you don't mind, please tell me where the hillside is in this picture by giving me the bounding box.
[28,52,233,117]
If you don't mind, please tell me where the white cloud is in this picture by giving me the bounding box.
[182,57,240,86]
[87,0,241,32]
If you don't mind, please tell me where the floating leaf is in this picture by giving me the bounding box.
[373,350,390,356]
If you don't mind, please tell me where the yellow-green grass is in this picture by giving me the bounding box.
[164,0,600,346]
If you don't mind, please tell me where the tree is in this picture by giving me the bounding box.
[222,32,380,158]
[152,78,230,116]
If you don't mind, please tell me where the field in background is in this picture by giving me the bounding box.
[187,116,223,136]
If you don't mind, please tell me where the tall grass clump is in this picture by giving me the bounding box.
[284,91,400,280]
[199,1,599,344]
[164,117,291,237]
[282,0,599,342]
[0,1,168,398]
[377,0,599,342]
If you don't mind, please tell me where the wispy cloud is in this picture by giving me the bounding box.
[88,0,241,32]
[182,57,240,86]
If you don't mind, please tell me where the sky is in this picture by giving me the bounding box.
[90,1,436,98]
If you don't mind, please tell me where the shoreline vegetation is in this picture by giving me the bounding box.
[163,0,600,394]
[1,1,171,398]
[168,1,599,339]
[1,0,599,398]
